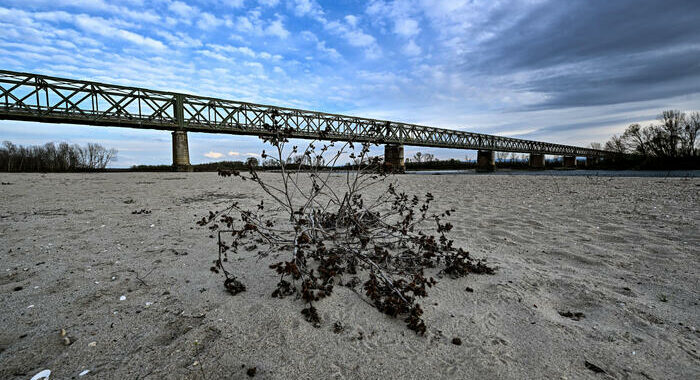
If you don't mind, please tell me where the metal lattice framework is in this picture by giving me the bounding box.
[0,70,607,156]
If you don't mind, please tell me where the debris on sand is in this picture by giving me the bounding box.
[79,370,90,376]
[559,311,585,321]
[246,367,257,377]
[452,337,462,345]
[119,295,126,301]
[30,369,51,380]
[584,360,606,374]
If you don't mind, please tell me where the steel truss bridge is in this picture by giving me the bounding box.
[0,70,606,157]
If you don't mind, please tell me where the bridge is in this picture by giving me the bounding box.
[0,70,608,171]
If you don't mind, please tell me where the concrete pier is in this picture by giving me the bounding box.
[586,156,599,168]
[562,155,576,169]
[172,130,192,172]
[476,150,495,172]
[384,144,405,173]
[529,153,545,169]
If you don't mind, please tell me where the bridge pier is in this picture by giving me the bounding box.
[586,156,599,168]
[562,155,576,169]
[529,153,545,169]
[172,130,192,172]
[476,150,495,172]
[384,144,405,173]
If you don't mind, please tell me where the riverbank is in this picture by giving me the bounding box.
[1,173,698,379]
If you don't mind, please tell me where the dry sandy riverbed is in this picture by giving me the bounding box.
[0,172,698,379]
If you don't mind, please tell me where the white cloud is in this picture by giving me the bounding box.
[258,0,280,6]
[207,44,282,60]
[168,1,197,19]
[394,17,420,37]
[197,12,225,30]
[155,30,203,48]
[402,39,421,56]
[204,151,224,158]
[71,14,166,50]
[266,18,290,39]
[228,151,240,156]
[301,30,341,60]
[324,18,380,58]
[235,12,290,39]
[292,0,324,18]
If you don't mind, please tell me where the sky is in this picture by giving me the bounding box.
[1,0,699,167]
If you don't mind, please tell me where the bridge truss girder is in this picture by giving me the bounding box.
[0,70,607,157]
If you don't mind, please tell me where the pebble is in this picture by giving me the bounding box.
[88,341,97,347]
[119,295,126,301]
[30,369,51,380]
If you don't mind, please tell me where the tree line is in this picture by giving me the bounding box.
[0,141,117,172]
[602,110,699,158]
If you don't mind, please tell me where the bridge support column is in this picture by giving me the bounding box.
[529,153,545,169]
[586,156,599,168]
[384,144,405,173]
[563,155,576,169]
[476,150,495,172]
[172,130,192,172]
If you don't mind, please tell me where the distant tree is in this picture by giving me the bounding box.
[412,152,423,163]
[683,112,699,157]
[604,135,626,154]
[0,141,117,172]
[604,110,700,159]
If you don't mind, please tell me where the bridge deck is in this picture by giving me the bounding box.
[0,70,606,156]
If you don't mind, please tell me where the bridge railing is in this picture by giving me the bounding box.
[0,70,608,157]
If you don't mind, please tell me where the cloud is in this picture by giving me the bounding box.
[402,39,421,56]
[204,151,224,158]
[324,17,380,58]
[393,17,419,37]
[235,11,290,39]
[300,31,341,60]
[197,12,225,30]
[451,0,700,108]
[168,1,198,19]
[291,0,324,18]
[71,14,167,50]
[259,0,280,6]
[228,151,240,156]
[155,30,203,48]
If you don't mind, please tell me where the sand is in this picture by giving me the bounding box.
[0,172,698,379]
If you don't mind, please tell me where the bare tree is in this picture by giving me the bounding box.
[604,135,626,154]
[683,112,699,157]
[0,141,117,172]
